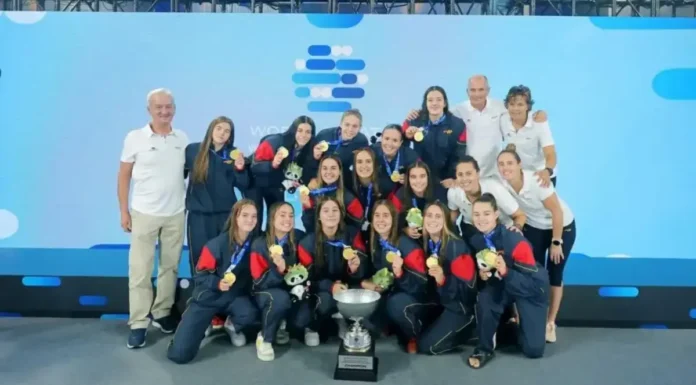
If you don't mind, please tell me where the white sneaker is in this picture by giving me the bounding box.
[276,319,290,345]
[224,318,247,347]
[333,313,348,340]
[256,332,275,361]
[546,323,557,343]
[304,328,320,347]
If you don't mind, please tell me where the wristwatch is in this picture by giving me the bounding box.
[546,167,554,177]
[552,239,563,247]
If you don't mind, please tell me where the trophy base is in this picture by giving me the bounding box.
[334,343,379,382]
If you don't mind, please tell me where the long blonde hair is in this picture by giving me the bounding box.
[421,201,460,264]
[192,116,235,184]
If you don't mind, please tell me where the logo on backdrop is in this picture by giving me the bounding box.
[292,45,368,114]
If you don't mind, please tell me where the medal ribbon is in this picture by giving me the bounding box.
[363,183,373,220]
[483,230,496,251]
[383,151,401,177]
[225,238,251,273]
[309,185,338,197]
[423,114,446,136]
[428,239,441,256]
[378,237,399,253]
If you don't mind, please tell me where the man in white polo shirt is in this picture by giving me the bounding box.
[406,75,546,179]
[117,88,189,349]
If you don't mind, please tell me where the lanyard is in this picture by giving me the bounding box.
[276,234,289,247]
[378,237,399,253]
[383,151,401,176]
[211,147,230,161]
[363,183,373,220]
[328,129,343,149]
[309,185,338,197]
[326,240,347,248]
[411,197,419,210]
[423,115,446,136]
[428,239,441,256]
[483,230,496,251]
[225,239,250,273]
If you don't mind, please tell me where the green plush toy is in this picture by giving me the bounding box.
[406,207,423,228]
[372,267,395,289]
[284,264,310,302]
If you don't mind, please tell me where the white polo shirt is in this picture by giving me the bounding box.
[447,177,519,226]
[451,98,506,178]
[500,113,555,175]
[501,170,574,230]
[120,124,189,217]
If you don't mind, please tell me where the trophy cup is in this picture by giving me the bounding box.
[333,289,381,382]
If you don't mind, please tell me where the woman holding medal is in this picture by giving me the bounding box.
[358,200,429,351]
[184,116,247,274]
[167,199,260,364]
[309,109,369,189]
[414,201,477,355]
[467,194,549,368]
[389,161,447,241]
[497,146,576,343]
[297,197,368,343]
[250,116,316,230]
[300,155,364,234]
[250,202,307,361]
[369,124,419,197]
[350,147,383,247]
[401,86,467,188]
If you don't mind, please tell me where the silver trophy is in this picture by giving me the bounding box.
[333,289,381,382]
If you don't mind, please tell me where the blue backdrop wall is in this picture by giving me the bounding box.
[1,12,696,323]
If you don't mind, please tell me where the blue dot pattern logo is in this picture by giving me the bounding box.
[292,45,367,113]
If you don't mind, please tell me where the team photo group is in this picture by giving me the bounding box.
[116,74,577,370]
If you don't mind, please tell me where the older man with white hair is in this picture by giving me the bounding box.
[117,88,189,349]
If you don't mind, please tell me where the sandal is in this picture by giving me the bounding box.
[467,348,494,369]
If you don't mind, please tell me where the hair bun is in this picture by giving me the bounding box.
[369,135,377,145]
[505,143,517,152]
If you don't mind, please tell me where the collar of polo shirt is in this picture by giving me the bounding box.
[143,124,178,137]
[466,97,491,112]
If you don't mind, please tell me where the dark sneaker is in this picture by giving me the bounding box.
[152,316,177,334]
[127,328,147,349]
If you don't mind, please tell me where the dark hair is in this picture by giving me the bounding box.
[314,197,346,269]
[265,202,297,252]
[370,123,403,145]
[504,85,535,111]
[403,160,436,209]
[369,199,400,263]
[456,155,480,174]
[419,86,450,120]
[473,192,499,212]
[280,115,316,172]
[497,144,522,164]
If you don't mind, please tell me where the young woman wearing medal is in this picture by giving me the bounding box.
[167,199,259,364]
[299,155,364,234]
[369,124,419,196]
[388,160,447,241]
[308,109,369,190]
[413,201,478,355]
[401,86,467,189]
[249,202,307,361]
[467,194,549,369]
[249,116,316,231]
[359,200,429,351]
[184,116,249,332]
[297,197,368,343]
[349,147,383,248]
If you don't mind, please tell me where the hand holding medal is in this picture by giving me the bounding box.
[344,247,361,273]
[390,171,401,183]
[414,128,425,142]
[317,140,330,153]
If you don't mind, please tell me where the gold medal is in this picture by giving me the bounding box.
[426,256,439,268]
[277,146,289,159]
[386,251,398,263]
[390,171,400,182]
[230,149,240,160]
[318,141,330,152]
[223,272,236,285]
[269,245,284,257]
[299,186,310,196]
[414,130,424,142]
[342,247,355,260]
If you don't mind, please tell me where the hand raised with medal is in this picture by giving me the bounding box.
[427,264,444,284]
[233,150,245,170]
[391,252,404,272]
